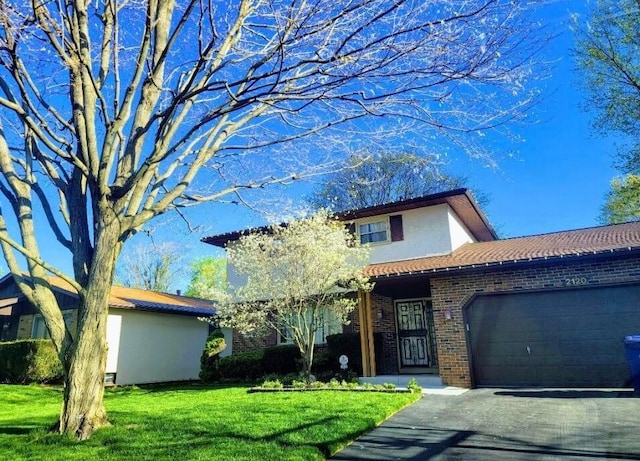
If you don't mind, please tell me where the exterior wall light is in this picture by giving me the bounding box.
[444,308,452,320]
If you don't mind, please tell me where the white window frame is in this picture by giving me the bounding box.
[357,218,390,245]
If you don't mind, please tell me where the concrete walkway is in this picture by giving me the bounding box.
[332,388,640,460]
[359,375,468,395]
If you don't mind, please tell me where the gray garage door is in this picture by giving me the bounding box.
[466,284,640,387]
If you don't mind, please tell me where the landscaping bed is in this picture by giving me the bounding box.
[250,377,420,393]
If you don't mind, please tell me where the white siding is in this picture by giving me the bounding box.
[111,309,208,385]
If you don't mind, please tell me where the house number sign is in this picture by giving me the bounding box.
[563,277,588,286]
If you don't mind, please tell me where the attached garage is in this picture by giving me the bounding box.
[466,283,640,387]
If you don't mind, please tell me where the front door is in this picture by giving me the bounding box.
[396,299,438,369]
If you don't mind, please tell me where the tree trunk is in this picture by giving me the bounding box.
[58,316,109,440]
[57,214,120,440]
[301,341,315,381]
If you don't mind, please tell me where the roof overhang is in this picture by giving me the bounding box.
[368,246,640,281]
[202,189,496,247]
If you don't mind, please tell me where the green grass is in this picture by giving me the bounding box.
[0,383,420,460]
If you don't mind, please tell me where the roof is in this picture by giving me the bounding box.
[1,276,215,317]
[366,221,640,278]
[202,189,496,247]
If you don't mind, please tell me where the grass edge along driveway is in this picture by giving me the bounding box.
[0,384,420,461]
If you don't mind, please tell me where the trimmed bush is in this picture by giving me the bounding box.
[201,344,301,382]
[0,339,63,384]
[262,345,300,375]
[325,333,363,375]
[216,350,264,381]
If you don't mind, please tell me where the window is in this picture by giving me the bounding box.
[358,220,388,244]
[31,311,74,339]
[277,309,343,345]
[357,215,404,244]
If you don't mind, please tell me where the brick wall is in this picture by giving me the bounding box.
[430,255,640,387]
[232,329,278,354]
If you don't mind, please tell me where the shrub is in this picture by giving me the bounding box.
[407,377,422,393]
[201,344,301,383]
[261,345,300,375]
[199,330,228,382]
[291,379,307,389]
[204,330,227,357]
[261,379,284,389]
[310,349,335,374]
[214,350,264,382]
[325,333,362,374]
[0,340,63,384]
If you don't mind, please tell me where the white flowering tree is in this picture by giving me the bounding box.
[0,0,548,439]
[217,211,372,379]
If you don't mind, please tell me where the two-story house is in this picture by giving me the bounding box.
[204,188,640,389]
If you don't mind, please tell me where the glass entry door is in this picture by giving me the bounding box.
[395,299,438,368]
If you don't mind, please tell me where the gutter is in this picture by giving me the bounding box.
[369,246,640,281]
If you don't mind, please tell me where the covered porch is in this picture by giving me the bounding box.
[356,276,440,378]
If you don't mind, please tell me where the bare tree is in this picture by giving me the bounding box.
[116,242,183,292]
[0,0,548,439]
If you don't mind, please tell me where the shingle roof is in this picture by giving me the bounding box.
[202,189,496,247]
[366,221,640,278]
[46,277,215,316]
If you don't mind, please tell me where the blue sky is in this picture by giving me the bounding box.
[1,1,624,287]
[446,0,619,239]
[190,0,620,241]
[156,0,624,286]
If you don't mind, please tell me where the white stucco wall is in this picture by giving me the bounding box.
[108,309,208,386]
[447,207,476,251]
[362,204,461,264]
[106,313,122,375]
[224,204,479,276]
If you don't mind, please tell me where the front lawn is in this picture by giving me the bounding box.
[0,384,420,460]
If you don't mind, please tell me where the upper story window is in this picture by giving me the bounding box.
[358,220,388,244]
[357,215,403,245]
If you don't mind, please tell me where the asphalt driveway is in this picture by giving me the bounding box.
[332,388,640,460]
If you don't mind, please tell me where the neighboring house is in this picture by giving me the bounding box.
[0,275,218,386]
[203,189,640,389]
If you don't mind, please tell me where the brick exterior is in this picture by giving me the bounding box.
[232,329,278,354]
[216,255,640,388]
[430,254,640,387]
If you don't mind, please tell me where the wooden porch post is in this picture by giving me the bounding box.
[358,291,376,377]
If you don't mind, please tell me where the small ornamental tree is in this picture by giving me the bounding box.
[216,211,372,379]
